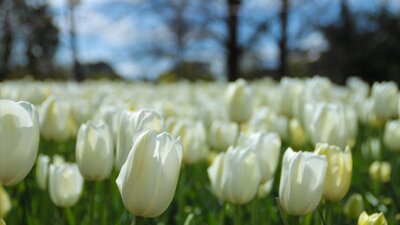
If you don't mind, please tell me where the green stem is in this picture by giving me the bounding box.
[317,206,327,225]
[88,182,96,225]
[64,207,75,225]
[177,165,186,224]
[219,203,226,225]
[251,198,258,225]
[233,204,241,225]
[135,216,146,225]
[275,197,289,225]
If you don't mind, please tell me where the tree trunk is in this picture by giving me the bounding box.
[226,0,241,81]
[0,1,12,81]
[69,0,83,81]
[278,0,289,78]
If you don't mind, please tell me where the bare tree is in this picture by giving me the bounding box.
[278,0,289,78]
[68,0,83,81]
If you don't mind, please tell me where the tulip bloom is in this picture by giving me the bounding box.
[358,211,387,225]
[238,132,281,183]
[208,120,238,151]
[36,154,50,190]
[172,120,208,164]
[0,100,39,186]
[49,163,84,208]
[116,130,183,217]
[225,79,252,123]
[116,109,165,170]
[76,121,114,181]
[208,146,261,204]
[314,143,352,201]
[279,148,327,216]
[383,120,400,152]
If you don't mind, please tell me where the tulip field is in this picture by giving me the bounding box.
[1,77,400,225]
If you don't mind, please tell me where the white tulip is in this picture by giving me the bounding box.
[314,143,352,201]
[225,79,253,123]
[76,121,113,181]
[208,146,261,204]
[0,186,11,218]
[39,96,77,141]
[116,130,182,217]
[172,120,208,164]
[279,148,327,216]
[207,153,225,201]
[208,120,238,151]
[238,132,281,183]
[258,178,274,198]
[248,107,288,140]
[383,120,400,152]
[371,82,398,120]
[36,154,50,190]
[279,77,304,117]
[49,163,84,208]
[305,103,357,148]
[0,100,39,186]
[94,106,122,144]
[116,109,165,170]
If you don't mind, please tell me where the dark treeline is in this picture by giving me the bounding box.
[1,0,400,83]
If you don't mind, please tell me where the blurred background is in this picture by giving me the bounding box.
[1,0,400,83]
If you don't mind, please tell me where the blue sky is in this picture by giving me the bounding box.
[48,0,400,80]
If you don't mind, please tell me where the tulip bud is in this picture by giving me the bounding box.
[238,132,281,183]
[208,146,261,204]
[0,100,39,186]
[369,161,391,183]
[116,109,165,170]
[116,130,183,217]
[343,193,364,220]
[36,154,50,190]
[279,148,327,216]
[358,211,387,225]
[383,120,400,152]
[208,120,238,151]
[76,121,114,181]
[39,96,77,141]
[49,163,84,208]
[225,79,252,123]
[371,81,398,120]
[0,219,5,225]
[314,143,352,201]
[0,186,11,218]
[171,120,208,164]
